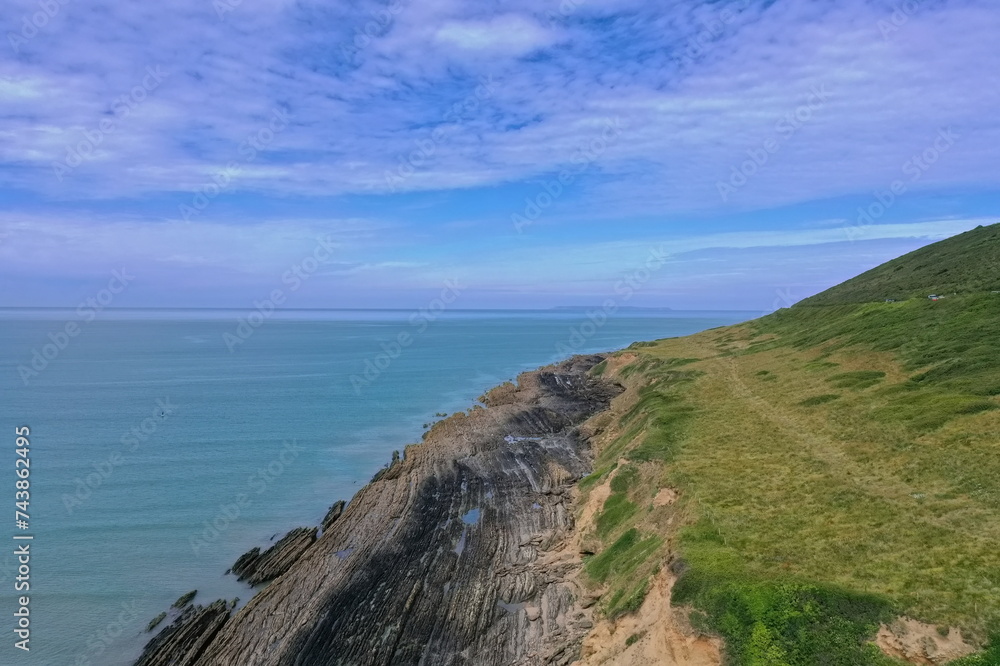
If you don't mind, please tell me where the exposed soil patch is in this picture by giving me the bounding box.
[876,617,977,665]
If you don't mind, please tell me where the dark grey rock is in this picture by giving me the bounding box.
[230,527,318,586]
[135,355,619,666]
[135,600,230,666]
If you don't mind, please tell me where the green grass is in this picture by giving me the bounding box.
[596,493,639,537]
[579,461,617,491]
[584,460,667,619]
[618,355,702,380]
[870,388,998,431]
[587,228,1000,660]
[798,394,841,407]
[827,370,886,390]
[620,386,698,463]
[626,419,690,462]
[675,517,898,664]
[594,421,644,467]
[756,293,1000,433]
[610,464,639,493]
[952,638,1000,665]
[805,360,840,371]
[608,331,1000,650]
[674,572,897,666]
[609,328,1000,655]
[618,355,675,379]
[798,223,1000,305]
[594,464,643,545]
[606,576,652,619]
[760,293,1000,398]
[620,386,686,426]
[584,528,663,584]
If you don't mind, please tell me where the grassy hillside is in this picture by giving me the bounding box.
[578,224,1000,665]
[799,223,1000,306]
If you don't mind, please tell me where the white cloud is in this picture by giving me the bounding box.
[434,15,558,55]
[1,0,998,307]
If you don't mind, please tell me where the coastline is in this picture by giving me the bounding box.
[136,354,621,665]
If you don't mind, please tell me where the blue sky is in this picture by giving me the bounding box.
[1,0,998,309]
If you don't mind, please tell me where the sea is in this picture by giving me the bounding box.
[0,308,754,664]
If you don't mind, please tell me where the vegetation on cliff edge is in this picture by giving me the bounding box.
[580,223,1000,663]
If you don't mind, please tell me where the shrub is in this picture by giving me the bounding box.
[673,575,896,666]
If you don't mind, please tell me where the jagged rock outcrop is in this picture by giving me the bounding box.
[136,355,620,666]
[134,600,231,666]
[321,500,345,532]
[230,527,318,586]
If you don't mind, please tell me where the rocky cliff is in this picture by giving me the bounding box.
[136,354,620,666]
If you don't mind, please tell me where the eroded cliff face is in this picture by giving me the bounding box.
[137,355,621,666]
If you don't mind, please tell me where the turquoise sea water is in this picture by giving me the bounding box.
[0,308,754,664]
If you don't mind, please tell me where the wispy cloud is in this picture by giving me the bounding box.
[1,0,997,307]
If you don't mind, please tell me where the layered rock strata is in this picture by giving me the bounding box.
[230,527,319,587]
[136,355,619,666]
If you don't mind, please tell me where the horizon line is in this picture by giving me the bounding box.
[0,306,762,313]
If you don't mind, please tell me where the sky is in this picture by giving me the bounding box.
[1,0,998,310]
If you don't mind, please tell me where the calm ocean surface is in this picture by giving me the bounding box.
[0,308,753,664]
